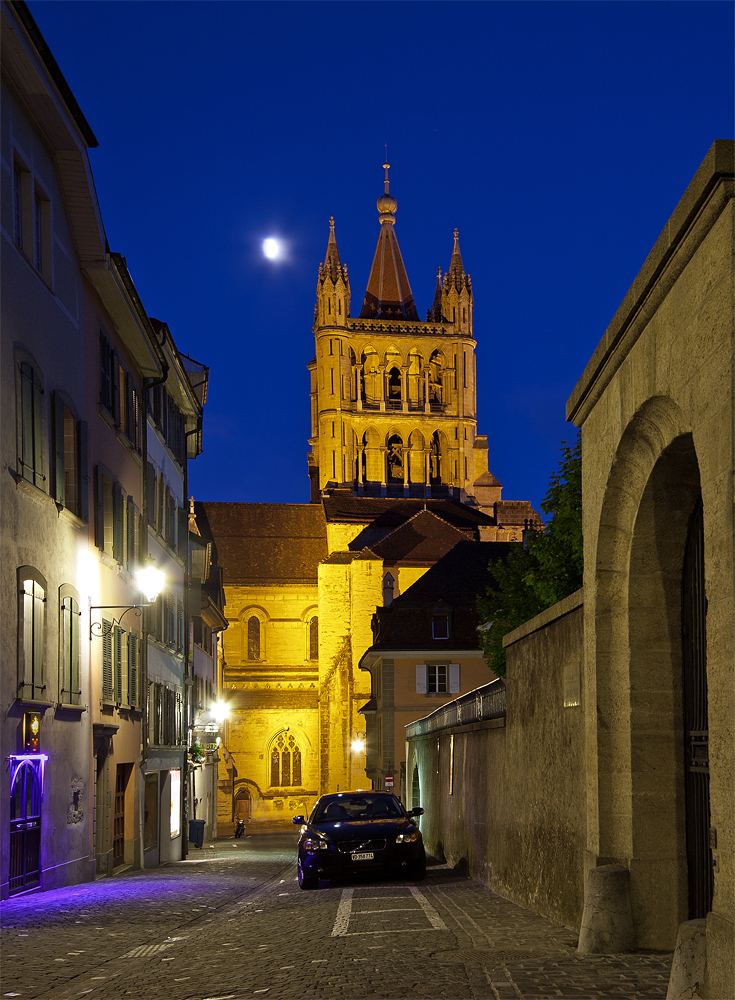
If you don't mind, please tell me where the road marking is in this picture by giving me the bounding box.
[331,886,447,937]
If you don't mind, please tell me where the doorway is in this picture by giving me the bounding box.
[8,759,42,894]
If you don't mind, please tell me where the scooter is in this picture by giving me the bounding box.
[234,817,246,839]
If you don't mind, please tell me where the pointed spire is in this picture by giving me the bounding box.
[322,215,343,282]
[447,227,466,288]
[360,162,418,321]
[428,267,443,322]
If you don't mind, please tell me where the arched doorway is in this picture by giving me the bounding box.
[234,787,251,824]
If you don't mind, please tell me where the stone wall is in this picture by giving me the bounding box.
[407,590,585,930]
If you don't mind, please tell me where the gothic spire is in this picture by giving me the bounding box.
[321,216,344,284]
[427,267,443,322]
[447,228,466,288]
[359,162,419,321]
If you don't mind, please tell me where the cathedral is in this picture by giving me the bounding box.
[200,166,540,828]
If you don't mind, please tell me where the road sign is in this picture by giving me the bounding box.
[384,773,394,787]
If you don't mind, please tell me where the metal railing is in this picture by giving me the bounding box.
[405,678,506,738]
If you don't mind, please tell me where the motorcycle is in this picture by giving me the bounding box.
[234,817,246,839]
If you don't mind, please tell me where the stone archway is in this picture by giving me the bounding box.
[592,396,709,949]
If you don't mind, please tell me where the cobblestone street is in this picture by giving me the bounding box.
[1,835,673,1000]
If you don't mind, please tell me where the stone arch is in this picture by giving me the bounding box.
[362,426,382,483]
[407,348,425,408]
[429,430,449,487]
[360,345,380,405]
[428,349,445,409]
[593,394,707,948]
[239,605,269,662]
[383,343,403,366]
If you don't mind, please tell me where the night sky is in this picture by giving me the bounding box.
[29,1,734,514]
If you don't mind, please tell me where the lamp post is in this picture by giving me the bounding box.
[90,563,165,638]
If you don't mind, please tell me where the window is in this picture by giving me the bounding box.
[18,361,44,489]
[101,618,113,701]
[382,573,395,607]
[270,732,302,787]
[125,373,141,451]
[428,664,447,694]
[113,624,125,703]
[416,663,459,695]
[14,163,25,249]
[176,600,184,652]
[59,590,81,706]
[99,329,121,423]
[432,613,449,639]
[18,569,46,700]
[126,496,139,570]
[309,617,319,660]
[247,616,261,660]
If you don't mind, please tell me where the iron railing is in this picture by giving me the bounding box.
[405,678,506,738]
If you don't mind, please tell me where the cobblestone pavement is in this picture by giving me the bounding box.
[1,834,673,1000]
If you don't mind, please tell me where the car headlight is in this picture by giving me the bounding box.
[395,831,418,844]
[303,837,330,852]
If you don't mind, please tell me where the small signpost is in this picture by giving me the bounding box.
[384,773,394,788]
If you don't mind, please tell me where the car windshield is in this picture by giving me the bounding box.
[312,795,404,823]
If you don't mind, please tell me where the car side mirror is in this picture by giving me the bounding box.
[292,815,305,825]
[409,807,424,817]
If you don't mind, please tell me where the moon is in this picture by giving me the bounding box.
[263,237,281,260]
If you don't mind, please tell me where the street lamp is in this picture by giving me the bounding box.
[351,737,365,753]
[90,562,165,638]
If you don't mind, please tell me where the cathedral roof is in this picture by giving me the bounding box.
[359,163,419,321]
[367,509,470,564]
[321,494,494,530]
[196,502,327,585]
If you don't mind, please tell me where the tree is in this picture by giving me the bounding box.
[477,433,582,677]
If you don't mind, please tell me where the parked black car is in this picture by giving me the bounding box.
[292,791,426,890]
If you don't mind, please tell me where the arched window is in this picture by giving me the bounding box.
[309,617,319,660]
[387,435,403,483]
[387,366,402,401]
[247,616,260,660]
[18,567,46,700]
[383,573,395,607]
[270,732,302,787]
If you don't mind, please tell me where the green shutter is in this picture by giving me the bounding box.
[94,467,105,549]
[78,421,88,522]
[20,363,34,482]
[112,481,124,563]
[32,582,45,699]
[53,392,65,505]
[128,633,138,708]
[70,598,80,704]
[146,463,156,525]
[113,625,123,702]
[126,498,137,569]
[102,620,113,700]
[32,368,43,489]
[112,352,121,425]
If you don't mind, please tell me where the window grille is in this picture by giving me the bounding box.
[270,732,301,786]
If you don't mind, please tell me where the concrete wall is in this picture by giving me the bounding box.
[408,591,585,930]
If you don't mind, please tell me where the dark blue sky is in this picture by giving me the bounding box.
[30,1,734,513]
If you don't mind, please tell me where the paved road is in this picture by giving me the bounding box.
[1,834,673,1000]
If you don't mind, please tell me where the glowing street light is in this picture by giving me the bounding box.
[135,563,165,603]
[351,737,365,753]
[211,701,229,724]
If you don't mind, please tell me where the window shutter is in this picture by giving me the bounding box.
[102,620,113,700]
[94,467,105,549]
[112,481,124,563]
[126,497,137,570]
[416,664,427,695]
[157,475,164,534]
[146,462,156,525]
[61,596,71,700]
[155,593,163,643]
[449,664,460,694]
[78,421,88,522]
[70,598,80,704]
[99,332,111,410]
[112,353,121,425]
[53,391,65,505]
[32,582,45,699]
[31,367,43,489]
[166,592,175,647]
[178,506,188,561]
[176,600,183,652]
[20,363,34,483]
[128,633,138,708]
[113,626,124,702]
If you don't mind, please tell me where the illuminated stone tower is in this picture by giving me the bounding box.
[308,164,497,505]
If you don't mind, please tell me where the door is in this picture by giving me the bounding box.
[9,760,42,894]
[113,765,126,866]
[682,498,714,918]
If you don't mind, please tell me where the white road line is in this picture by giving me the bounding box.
[331,885,447,937]
[409,887,448,930]
[331,887,354,936]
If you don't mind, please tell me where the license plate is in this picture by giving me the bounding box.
[352,852,374,861]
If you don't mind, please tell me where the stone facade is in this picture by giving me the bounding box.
[566,139,734,993]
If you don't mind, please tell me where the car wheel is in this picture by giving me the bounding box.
[406,859,426,881]
[297,859,318,890]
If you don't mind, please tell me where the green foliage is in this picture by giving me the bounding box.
[477,434,582,677]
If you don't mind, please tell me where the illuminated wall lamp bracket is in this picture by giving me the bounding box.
[89,604,149,640]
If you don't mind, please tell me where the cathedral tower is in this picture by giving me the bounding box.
[308,165,493,503]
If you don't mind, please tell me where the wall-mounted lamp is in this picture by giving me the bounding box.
[90,563,165,639]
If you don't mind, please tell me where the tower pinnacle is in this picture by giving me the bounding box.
[361,162,416,320]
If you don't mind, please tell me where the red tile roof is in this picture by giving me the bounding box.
[368,510,470,564]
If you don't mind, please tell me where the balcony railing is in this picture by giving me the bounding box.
[405,679,506,738]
